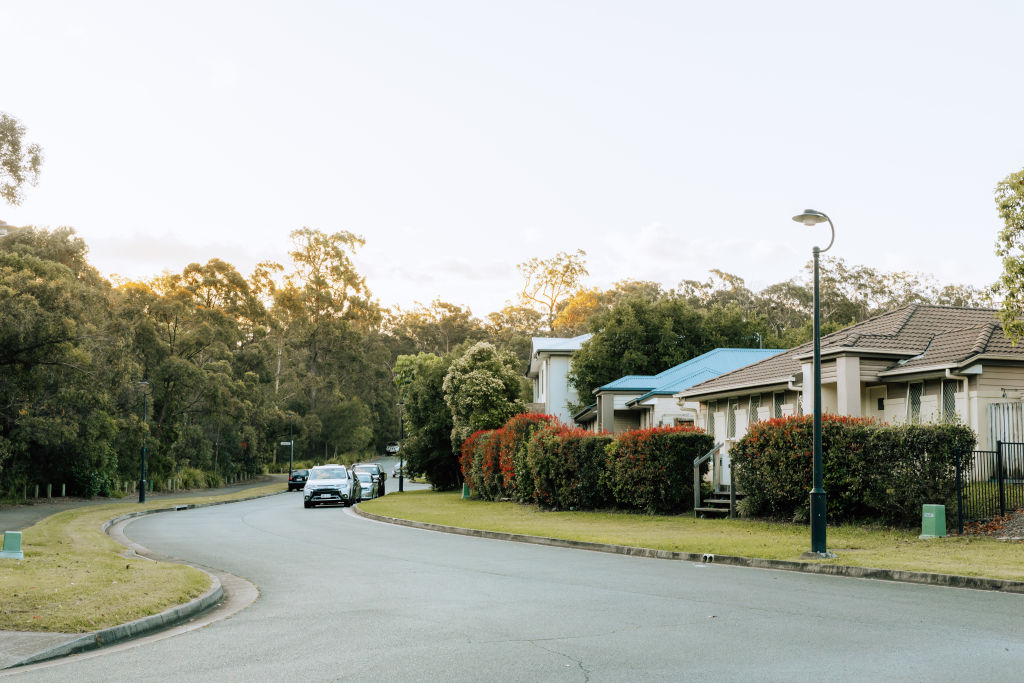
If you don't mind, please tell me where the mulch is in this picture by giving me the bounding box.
[962,509,1024,540]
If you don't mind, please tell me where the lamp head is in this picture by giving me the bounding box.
[792,209,829,227]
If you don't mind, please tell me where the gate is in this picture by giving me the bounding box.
[956,440,1024,532]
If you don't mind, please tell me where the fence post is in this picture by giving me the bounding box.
[997,440,1006,517]
[956,451,964,535]
[693,463,700,517]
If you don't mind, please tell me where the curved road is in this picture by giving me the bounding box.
[6,491,1024,681]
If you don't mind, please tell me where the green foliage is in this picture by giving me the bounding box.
[994,167,1024,344]
[443,341,525,447]
[603,427,713,514]
[0,112,44,205]
[398,352,461,490]
[731,416,975,528]
[526,426,614,510]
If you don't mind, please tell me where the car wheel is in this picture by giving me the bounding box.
[304,501,312,508]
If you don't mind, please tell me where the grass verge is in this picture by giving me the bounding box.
[362,490,1024,581]
[0,483,282,633]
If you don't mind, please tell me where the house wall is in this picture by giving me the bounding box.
[975,365,1024,449]
[546,355,579,423]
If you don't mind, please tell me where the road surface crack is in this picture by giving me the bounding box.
[529,640,591,681]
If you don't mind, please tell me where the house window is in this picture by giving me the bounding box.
[538,363,546,402]
[727,399,738,439]
[797,393,804,416]
[908,383,923,424]
[748,395,760,425]
[942,380,958,422]
[707,400,717,436]
[773,392,784,419]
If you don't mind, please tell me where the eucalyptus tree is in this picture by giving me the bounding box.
[0,112,43,206]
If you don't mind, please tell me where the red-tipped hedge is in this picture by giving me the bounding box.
[499,413,559,502]
[604,426,714,514]
[527,425,614,510]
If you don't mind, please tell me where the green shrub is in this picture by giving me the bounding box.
[527,426,613,510]
[731,415,975,528]
[603,427,713,514]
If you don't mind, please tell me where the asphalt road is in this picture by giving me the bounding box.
[6,477,1024,681]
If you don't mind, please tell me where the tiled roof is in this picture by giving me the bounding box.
[597,348,784,397]
[679,305,1023,397]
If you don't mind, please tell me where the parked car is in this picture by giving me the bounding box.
[355,471,379,500]
[288,468,309,491]
[353,463,386,494]
[303,465,360,508]
[392,464,407,479]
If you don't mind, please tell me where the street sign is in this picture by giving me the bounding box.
[280,441,292,446]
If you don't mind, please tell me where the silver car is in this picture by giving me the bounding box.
[303,465,361,508]
[355,471,378,500]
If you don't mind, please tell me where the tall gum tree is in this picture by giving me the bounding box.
[995,168,1024,343]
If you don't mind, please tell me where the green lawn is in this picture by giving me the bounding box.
[0,483,282,633]
[362,490,1024,582]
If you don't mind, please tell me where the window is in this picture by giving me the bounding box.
[942,380,959,422]
[796,393,804,416]
[773,392,784,419]
[908,383,922,424]
[727,399,738,439]
[707,400,717,436]
[748,394,760,425]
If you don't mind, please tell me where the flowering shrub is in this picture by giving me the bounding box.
[527,425,614,510]
[460,429,490,493]
[603,426,713,514]
[731,415,975,527]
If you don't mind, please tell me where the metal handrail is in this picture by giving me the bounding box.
[693,444,721,514]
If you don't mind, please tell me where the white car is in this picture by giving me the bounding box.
[303,465,361,508]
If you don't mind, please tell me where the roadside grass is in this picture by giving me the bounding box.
[0,483,282,633]
[362,490,1024,581]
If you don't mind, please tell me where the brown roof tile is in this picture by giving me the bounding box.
[680,305,1024,396]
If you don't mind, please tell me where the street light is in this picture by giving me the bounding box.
[397,402,404,493]
[135,381,150,503]
[791,209,836,558]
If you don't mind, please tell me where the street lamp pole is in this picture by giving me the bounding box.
[135,381,150,504]
[289,418,294,483]
[398,402,404,493]
[791,209,836,558]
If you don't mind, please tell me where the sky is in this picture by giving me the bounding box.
[3,1,1022,317]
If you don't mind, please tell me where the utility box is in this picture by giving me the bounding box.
[1,531,24,560]
[461,483,471,499]
[919,504,947,539]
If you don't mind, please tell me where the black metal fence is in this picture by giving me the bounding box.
[956,441,1024,532]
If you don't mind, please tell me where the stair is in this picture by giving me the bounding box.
[694,493,742,518]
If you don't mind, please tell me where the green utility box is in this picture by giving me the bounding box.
[462,483,471,499]
[1,530,24,560]
[919,504,947,539]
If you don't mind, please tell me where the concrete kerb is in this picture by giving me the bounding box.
[3,488,284,669]
[352,506,1024,595]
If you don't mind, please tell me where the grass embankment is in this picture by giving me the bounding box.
[362,490,1024,582]
[0,483,282,633]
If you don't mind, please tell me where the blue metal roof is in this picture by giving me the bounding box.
[596,348,785,399]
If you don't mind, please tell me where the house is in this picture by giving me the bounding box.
[676,304,1024,489]
[526,334,592,424]
[573,348,784,434]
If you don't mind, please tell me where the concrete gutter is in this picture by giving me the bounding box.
[353,506,1024,595]
[2,489,281,670]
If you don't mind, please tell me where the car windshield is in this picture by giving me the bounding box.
[356,473,371,482]
[291,470,308,476]
[312,467,347,480]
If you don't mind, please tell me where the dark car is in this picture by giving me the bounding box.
[303,465,361,508]
[288,468,309,491]
[353,463,386,494]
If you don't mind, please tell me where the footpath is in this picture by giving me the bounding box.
[0,476,284,670]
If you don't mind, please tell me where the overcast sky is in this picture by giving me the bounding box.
[3,1,1022,316]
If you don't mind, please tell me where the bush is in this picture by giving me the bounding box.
[604,426,713,514]
[527,426,614,510]
[731,415,975,528]
[498,413,559,503]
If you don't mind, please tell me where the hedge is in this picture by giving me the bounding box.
[527,426,614,510]
[604,426,714,514]
[730,415,975,528]
[499,413,559,503]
